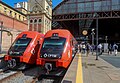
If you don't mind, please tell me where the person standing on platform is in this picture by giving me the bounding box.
[112,43,118,56]
[77,44,80,53]
[82,43,86,54]
[97,43,103,55]
[86,43,90,57]
[108,44,112,55]
[91,44,95,55]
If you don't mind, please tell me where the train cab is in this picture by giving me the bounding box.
[36,29,77,74]
[4,31,44,70]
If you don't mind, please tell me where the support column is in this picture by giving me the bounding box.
[96,18,99,60]
[79,20,82,36]
[0,21,3,53]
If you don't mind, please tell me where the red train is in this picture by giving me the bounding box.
[4,31,44,70]
[36,29,77,74]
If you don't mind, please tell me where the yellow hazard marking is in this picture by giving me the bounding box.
[76,53,83,83]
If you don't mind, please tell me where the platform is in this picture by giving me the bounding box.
[62,53,83,83]
[62,52,120,83]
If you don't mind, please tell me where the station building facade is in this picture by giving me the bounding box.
[28,0,52,34]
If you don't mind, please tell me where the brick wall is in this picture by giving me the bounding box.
[0,13,28,31]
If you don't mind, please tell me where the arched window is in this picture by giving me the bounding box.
[14,13,17,18]
[38,19,42,23]
[19,15,21,20]
[34,19,37,23]
[30,19,33,23]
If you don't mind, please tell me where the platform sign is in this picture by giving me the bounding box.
[82,30,88,35]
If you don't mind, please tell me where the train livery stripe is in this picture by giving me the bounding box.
[76,53,83,83]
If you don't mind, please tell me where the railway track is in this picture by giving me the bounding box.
[36,75,63,83]
[0,67,39,83]
[0,69,21,82]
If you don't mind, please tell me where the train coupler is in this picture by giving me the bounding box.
[45,63,52,74]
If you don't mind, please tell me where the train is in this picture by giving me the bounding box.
[36,29,77,75]
[4,31,44,70]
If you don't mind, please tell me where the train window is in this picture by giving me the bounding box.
[40,37,66,59]
[8,38,32,56]
[41,37,66,49]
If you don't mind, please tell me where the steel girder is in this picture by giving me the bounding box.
[53,11,120,21]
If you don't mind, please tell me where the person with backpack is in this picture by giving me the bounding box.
[112,43,118,56]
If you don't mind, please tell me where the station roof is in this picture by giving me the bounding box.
[53,0,120,15]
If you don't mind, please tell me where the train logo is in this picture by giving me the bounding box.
[43,53,57,58]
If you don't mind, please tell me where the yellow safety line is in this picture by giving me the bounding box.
[76,53,83,83]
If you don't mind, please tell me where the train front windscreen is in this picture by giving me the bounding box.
[8,38,32,56]
[40,37,66,59]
